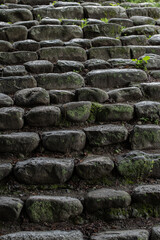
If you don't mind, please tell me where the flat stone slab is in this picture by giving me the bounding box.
[26,106,61,127]
[42,130,86,153]
[108,87,142,103]
[122,25,160,37]
[0,107,24,130]
[91,229,149,240]
[14,157,74,184]
[0,132,40,153]
[132,184,160,205]
[0,9,33,23]
[84,6,127,19]
[0,40,13,52]
[0,197,23,221]
[29,25,83,42]
[84,124,128,146]
[1,230,84,240]
[36,72,84,90]
[3,65,27,77]
[24,60,53,74]
[141,83,160,101]
[14,87,49,107]
[85,188,131,215]
[83,24,121,39]
[0,163,12,181]
[91,36,121,47]
[130,125,160,150]
[76,155,114,180]
[54,60,84,73]
[26,196,83,223]
[96,104,134,122]
[117,150,160,180]
[86,69,147,88]
[62,101,91,122]
[135,101,160,120]
[76,87,109,103]
[49,90,75,104]
[126,7,160,18]
[0,75,37,94]
[33,6,84,20]
[0,26,28,42]
[89,46,130,61]
[0,51,38,65]
[13,39,40,51]
[38,47,87,62]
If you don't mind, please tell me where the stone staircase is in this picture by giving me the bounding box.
[1,0,160,239]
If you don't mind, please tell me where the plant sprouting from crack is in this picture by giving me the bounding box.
[132,55,150,71]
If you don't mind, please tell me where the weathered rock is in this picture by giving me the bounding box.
[61,19,84,26]
[84,6,127,19]
[117,150,160,179]
[40,17,60,25]
[76,87,109,103]
[14,87,49,107]
[40,40,64,48]
[83,24,121,39]
[66,38,91,49]
[86,69,147,88]
[33,6,84,20]
[0,26,28,42]
[14,157,74,184]
[54,60,84,73]
[0,163,12,181]
[0,107,24,130]
[13,20,38,29]
[29,25,83,42]
[130,125,160,150]
[85,188,131,216]
[138,54,160,70]
[26,196,83,223]
[76,155,114,180]
[24,60,53,74]
[42,130,86,153]
[26,106,61,127]
[0,197,23,221]
[1,230,84,240]
[0,75,37,94]
[135,101,160,120]
[150,71,160,80]
[127,7,160,19]
[49,90,75,104]
[0,51,38,65]
[130,46,146,59]
[36,72,84,90]
[85,59,111,71]
[0,132,40,153]
[149,34,160,45]
[120,35,148,46]
[108,58,136,68]
[13,40,40,51]
[0,9,33,23]
[131,16,155,26]
[91,36,121,47]
[108,87,142,103]
[38,47,87,62]
[3,65,27,76]
[122,25,160,37]
[141,83,160,100]
[54,1,80,7]
[91,229,149,240]
[20,0,51,5]
[132,184,160,205]
[151,226,160,240]
[0,40,13,52]
[108,18,133,27]
[62,101,91,122]
[97,104,134,122]
[84,124,128,146]
[89,46,130,61]
[0,93,13,107]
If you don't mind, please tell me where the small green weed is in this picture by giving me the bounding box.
[132,55,150,71]
[100,18,109,24]
[80,19,87,28]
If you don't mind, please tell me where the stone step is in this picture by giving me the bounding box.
[1,230,84,240]
[91,229,149,240]
[26,195,83,223]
